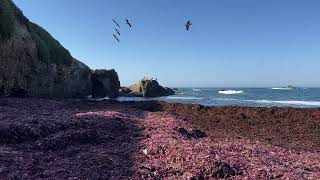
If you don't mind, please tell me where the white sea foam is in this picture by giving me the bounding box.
[212,98,239,101]
[117,97,146,101]
[271,87,293,90]
[246,100,320,106]
[218,90,244,95]
[192,88,202,92]
[166,96,203,100]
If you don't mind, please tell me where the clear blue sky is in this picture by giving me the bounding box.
[13,0,320,87]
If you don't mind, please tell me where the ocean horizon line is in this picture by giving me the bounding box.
[165,86,320,89]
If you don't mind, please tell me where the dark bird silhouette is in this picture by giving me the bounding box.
[112,19,120,28]
[185,20,192,31]
[125,18,132,28]
[115,28,120,36]
[113,34,120,43]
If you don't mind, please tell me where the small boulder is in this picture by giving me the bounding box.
[177,128,207,140]
[119,87,132,95]
[213,162,237,179]
[192,129,207,138]
[178,128,193,139]
[92,69,120,99]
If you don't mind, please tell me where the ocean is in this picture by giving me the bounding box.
[116,87,320,108]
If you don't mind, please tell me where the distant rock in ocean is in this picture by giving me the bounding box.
[272,85,298,90]
[126,79,174,97]
[287,85,297,89]
[0,0,118,99]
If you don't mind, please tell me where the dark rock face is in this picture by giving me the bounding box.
[0,0,93,98]
[128,79,174,97]
[92,69,120,99]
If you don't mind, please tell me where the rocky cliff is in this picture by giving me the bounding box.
[0,0,119,98]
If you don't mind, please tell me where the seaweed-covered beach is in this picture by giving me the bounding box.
[0,98,319,179]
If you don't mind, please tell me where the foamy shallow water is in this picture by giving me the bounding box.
[246,100,320,106]
[113,88,320,108]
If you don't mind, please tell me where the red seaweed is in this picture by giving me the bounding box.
[0,97,319,179]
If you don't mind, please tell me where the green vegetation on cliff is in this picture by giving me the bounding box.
[0,0,72,66]
[28,22,72,65]
[0,0,15,40]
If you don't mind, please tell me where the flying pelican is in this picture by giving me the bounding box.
[185,20,192,31]
[125,18,132,28]
[113,34,120,43]
[115,28,120,36]
[112,19,120,28]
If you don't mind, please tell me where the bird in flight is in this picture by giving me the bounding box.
[115,28,120,36]
[125,19,132,28]
[113,34,120,43]
[112,19,120,28]
[185,20,192,31]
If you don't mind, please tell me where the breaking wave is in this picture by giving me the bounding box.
[218,90,244,95]
[192,88,202,92]
[271,88,293,90]
[246,100,320,106]
[166,96,203,100]
[212,98,239,101]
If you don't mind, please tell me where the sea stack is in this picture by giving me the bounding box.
[128,78,174,97]
[91,69,120,99]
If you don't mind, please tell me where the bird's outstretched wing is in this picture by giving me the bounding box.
[112,19,120,28]
[115,28,121,36]
[125,19,132,28]
[185,20,192,31]
[113,34,120,42]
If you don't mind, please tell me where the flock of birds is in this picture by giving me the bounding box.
[112,19,192,43]
[112,18,131,43]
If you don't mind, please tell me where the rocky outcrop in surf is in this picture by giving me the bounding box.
[0,0,118,99]
[127,79,174,97]
[92,69,120,99]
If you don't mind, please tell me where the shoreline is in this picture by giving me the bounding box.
[0,97,320,178]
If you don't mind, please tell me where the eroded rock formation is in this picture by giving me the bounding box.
[92,69,120,99]
[128,79,174,97]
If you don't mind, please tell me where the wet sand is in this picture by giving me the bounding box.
[0,98,319,179]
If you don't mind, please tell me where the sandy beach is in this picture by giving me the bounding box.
[0,97,319,179]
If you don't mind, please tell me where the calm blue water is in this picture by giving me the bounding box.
[116,88,320,108]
